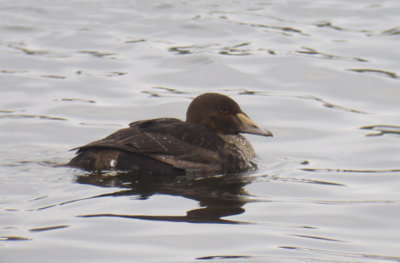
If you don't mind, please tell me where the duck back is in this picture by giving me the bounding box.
[68,118,249,174]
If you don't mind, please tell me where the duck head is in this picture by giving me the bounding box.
[186,93,273,137]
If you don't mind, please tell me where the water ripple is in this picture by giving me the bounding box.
[0,236,31,242]
[302,168,400,173]
[347,68,399,79]
[29,225,69,233]
[296,47,369,62]
[361,125,400,137]
[280,246,400,262]
[0,114,67,121]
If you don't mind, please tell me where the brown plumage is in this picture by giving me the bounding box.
[67,93,272,175]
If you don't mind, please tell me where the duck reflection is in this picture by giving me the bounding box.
[76,171,254,224]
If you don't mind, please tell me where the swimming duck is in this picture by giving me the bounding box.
[67,93,272,175]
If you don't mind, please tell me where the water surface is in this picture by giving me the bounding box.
[1,0,400,262]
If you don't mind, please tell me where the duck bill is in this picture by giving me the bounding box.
[237,113,273,137]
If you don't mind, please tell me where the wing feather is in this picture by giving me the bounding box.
[74,118,226,171]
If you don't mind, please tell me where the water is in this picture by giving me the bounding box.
[1,0,400,262]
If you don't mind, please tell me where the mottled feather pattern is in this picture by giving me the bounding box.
[68,93,272,174]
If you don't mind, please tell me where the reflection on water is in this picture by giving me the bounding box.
[0,113,67,121]
[76,172,253,224]
[347,68,399,79]
[361,124,400,137]
[141,86,189,97]
[0,236,31,241]
[296,46,368,62]
[280,246,400,262]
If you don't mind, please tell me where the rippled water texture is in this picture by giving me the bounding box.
[1,0,400,262]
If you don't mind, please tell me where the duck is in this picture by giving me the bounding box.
[67,93,272,175]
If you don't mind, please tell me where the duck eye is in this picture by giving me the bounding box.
[220,107,229,114]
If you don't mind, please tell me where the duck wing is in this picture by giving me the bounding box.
[74,118,226,172]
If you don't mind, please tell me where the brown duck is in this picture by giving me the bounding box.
[67,93,272,175]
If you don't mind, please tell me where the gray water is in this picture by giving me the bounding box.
[1,0,400,262]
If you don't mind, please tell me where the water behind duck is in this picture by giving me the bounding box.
[1,1,400,262]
